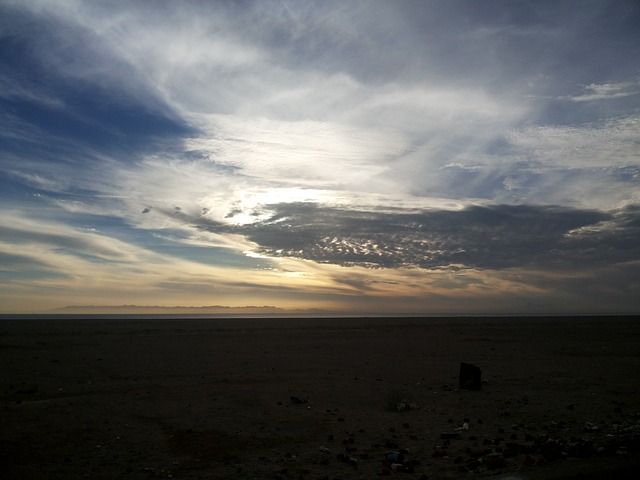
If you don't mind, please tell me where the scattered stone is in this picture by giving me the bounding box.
[466,457,484,469]
[566,438,595,458]
[583,422,599,432]
[392,460,417,473]
[455,422,470,431]
[336,453,358,467]
[385,451,404,464]
[290,396,308,405]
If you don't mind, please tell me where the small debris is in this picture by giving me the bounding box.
[336,453,358,467]
[583,421,599,432]
[455,422,470,431]
[466,457,484,469]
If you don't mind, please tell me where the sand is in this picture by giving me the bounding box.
[1,316,639,479]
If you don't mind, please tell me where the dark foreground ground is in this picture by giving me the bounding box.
[1,316,639,479]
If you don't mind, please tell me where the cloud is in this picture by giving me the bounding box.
[505,115,640,169]
[489,114,640,209]
[0,210,345,312]
[0,251,54,271]
[561,81,640,103]
[183,202,640,273]
[5,0,637,214]
[2,1,640,314]
[0,2,195,191]
[185,114,400,188]
[0,216,141,263]
[561,205,640,264]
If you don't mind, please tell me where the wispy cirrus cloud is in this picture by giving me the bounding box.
[2,0,640,314]
[561,81,640,103]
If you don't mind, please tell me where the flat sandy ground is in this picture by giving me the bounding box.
[1,316,639,479]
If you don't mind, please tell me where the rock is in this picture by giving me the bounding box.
[336,453,358,467]
[539,440,564,462]
[503,442,519,458]
[484,452,507,469]
[392,460,417,473]
[583,421,599,432]
[466,457,484,469]
[459,363,482,390]
[566,439,595,458]
[385,451,405,464]
[432,448,448,458]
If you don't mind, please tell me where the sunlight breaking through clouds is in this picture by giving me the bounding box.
[2,0,640,313]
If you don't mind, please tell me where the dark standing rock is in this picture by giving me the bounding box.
[459,363,482,390]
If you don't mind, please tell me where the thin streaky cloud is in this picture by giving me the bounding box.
[1,0,639,314]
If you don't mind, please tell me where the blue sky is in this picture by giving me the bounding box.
[1,0,639,314]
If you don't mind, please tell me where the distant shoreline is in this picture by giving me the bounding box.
[1,312,637,325]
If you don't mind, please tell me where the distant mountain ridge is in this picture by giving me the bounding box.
[50,305,327,315]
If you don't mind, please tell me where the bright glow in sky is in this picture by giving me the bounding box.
[1,0,639,314]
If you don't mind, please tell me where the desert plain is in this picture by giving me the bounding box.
[1,316,639,479]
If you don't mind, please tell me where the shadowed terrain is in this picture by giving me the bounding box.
[1,316,639,479]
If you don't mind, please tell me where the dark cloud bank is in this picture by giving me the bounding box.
[194,203,640,272]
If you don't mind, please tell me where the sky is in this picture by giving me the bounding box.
[1,0,639,314]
